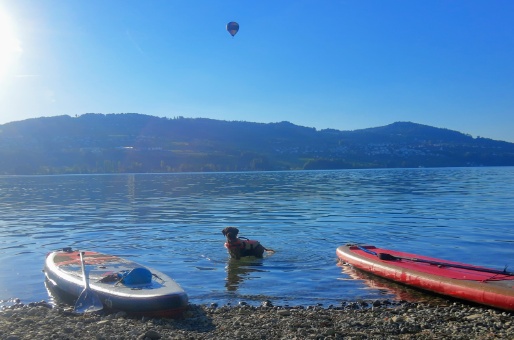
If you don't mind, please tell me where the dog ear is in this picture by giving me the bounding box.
[222,227,229,236]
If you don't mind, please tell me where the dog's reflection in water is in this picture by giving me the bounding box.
[225,257,266,292]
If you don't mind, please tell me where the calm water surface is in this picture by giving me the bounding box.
[0,167,513,308]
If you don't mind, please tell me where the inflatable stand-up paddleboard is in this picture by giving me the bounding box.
[44,248,188,317]
[337,244,514,311]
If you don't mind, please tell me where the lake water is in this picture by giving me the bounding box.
[1,167,513,308]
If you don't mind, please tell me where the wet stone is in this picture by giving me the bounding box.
[1,300,513,339]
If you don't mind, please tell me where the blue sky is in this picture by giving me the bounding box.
[1,0,513,142]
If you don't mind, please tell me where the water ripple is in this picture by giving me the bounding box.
[0,167,513,307]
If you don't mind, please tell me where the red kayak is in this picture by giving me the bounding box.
[336,244,514,311]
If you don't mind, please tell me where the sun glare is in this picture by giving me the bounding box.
[0,7,22,78]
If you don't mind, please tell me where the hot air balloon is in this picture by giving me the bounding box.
[226,21,239,37]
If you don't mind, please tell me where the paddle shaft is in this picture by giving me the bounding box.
[356,245,514,277]
[79,252,90,289]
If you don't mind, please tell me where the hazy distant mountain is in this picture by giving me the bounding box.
[0,113,513,175]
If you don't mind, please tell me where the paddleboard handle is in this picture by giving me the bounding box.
[377,253,397,261]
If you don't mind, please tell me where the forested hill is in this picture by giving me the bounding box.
[1,113,513,175]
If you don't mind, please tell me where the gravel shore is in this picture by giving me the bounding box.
[1,300,513,339]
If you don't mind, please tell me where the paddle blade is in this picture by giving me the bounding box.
[74,288,103,314]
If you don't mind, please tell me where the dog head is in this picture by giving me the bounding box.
[222,226,240,243]
[222,227,242,259]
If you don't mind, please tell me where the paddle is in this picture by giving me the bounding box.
[74,251,103,314]
[356,245,514,277]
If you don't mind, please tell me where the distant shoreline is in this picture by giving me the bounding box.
[1,165,513,178]
[2,114,513,175]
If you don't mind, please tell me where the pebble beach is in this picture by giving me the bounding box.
[1,300,513,340]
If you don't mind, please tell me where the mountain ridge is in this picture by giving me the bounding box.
[0,113,513,174]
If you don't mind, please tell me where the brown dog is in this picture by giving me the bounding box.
[222,227,274,260]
